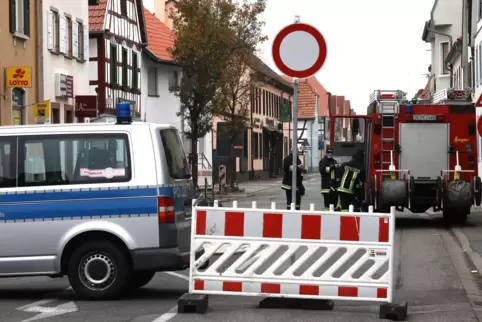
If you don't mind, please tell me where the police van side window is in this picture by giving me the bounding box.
[18,134,132,187]
[0,138,16,188]
[159,129,190,179]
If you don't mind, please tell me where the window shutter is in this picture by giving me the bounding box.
[83,26,89,61]
[9,0,16,33]
[72,21,79,58]
[59,16,66,54]
[24,0,30,36]
[47,11,54,50]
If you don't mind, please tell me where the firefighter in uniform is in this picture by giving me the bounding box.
[337,150,365,211]
[281,151,307,210]
[319,148,339,210]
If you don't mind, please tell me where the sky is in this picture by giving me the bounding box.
[143,0,435,114]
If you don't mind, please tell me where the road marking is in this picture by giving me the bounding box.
[152,306,178,322]
[164,271,189,281]
[16,300,78,322]
[150,272,191,322]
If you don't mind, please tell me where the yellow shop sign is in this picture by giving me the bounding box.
[6,66,32,88]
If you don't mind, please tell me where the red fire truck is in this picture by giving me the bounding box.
[329,89,481,224]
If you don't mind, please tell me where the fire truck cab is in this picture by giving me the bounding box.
[329,89,482,224]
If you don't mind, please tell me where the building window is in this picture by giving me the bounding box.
[66,16,72,57]
[19,134,132,187]
[47,10,59,53]
[110,43,118,85]
[262,90,266,115]
[440,42,449,75]
[77,22,84,60]
[253,132,259,159]
[132,52,138,89]
[479,0,482,21]
[148,67,157,96]
[12,88,25,125]
[9,0,30,36]
[479,43,482,85]
[122,47,128,86]
[0,138,15,188]
[120,0,127,17]
[168,70,179,91]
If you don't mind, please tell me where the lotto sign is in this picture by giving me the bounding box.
[272,23,327,78]
[6,66,32,88]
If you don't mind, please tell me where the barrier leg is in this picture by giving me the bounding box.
[379,301,408,320]
[178,293,209,314]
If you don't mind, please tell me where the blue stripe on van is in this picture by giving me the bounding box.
[0,186,184,221]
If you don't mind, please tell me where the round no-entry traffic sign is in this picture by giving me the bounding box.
[477,114,482,137]
[272,23,327,78]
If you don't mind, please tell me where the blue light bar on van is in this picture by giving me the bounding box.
[116,102,132,124]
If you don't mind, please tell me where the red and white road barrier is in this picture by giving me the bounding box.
[218,165,226,186]
[179,201,407,320]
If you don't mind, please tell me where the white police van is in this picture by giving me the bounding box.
[0,103,197,300]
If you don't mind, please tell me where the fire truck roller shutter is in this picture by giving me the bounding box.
[380,180,407,208]
[446,181,472,209]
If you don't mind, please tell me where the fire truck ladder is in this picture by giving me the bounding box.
[369,90,406,175]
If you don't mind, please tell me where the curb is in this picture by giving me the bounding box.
[452,228,482,274]
[217,187,278,203]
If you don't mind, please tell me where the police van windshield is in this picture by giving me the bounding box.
[160,129,191,179]
[333,117,365,143]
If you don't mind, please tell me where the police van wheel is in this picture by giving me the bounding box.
[67,240,132,300]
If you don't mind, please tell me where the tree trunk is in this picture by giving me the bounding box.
[191,132,199,189]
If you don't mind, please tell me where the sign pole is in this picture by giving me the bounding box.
[291,78,299,207]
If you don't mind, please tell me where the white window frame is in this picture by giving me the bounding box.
[479,43,482,85]
[440,41,450,75]
[148,67,158,96]
[15,0,24,34]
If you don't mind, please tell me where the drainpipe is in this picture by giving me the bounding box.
[38,0,44,102]
[462,0,469,89]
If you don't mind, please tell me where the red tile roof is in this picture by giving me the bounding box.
[89,0,147,45]
[89,0,107,31]
[144,8,175,61]
[280,75,328,119]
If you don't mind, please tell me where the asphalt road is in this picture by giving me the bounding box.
[1,177,482,321]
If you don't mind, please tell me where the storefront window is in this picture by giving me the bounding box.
[12,88,25,125]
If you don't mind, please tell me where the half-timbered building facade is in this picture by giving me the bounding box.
[87,0,147,120]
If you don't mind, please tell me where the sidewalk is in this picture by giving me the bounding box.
[208,173,319,202]
[451,213,482,277]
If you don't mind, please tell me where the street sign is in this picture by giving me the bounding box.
[476,93,482,107]
[477,115,482,137]
[272,23,327,78]
[279,103,290,122]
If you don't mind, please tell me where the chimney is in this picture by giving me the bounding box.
[154,0,166,22]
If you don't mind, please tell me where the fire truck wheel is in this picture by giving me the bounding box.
[474,177,482,206]
[435,177,443,208]
[380,180,407,207]
[443,207,468,225]
[447,181,472,209]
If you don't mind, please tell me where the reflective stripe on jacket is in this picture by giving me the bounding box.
[337,165,360,194]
